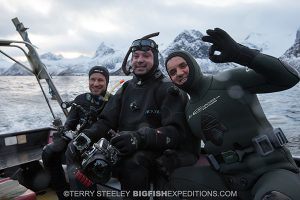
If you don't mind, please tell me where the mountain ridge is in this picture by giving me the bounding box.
[1,29,300,76]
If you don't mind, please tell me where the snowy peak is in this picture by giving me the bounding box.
[297,28,300,41]
[0,57,13,74]
[94,42,115,58]
[281,29,300,72]
[163,29,210,59]
[40,52,63,60]
[242,32,269,52]
[3,63,32,76]
[90,42,123,71]
[2,28,300,76]
[284,29,300,58]
[173,30,204,43]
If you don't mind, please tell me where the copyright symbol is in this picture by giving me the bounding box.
[64,191,70,197]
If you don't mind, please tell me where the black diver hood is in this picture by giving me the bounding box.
[121,33,161,81]
[165,50,211,97]
[130,38,160,80]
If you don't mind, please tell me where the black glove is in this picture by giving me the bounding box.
[47,137,68,152]
[53,127,66,139]
[156,149,180,180]
[202,28,259,66]
[110,131,142,156]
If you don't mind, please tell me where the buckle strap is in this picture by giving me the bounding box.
[221,150,239,164]
[252,128,288,156]
[207,147,254,170]
[274,128,289,147]
[207,128,288,170]
[207,151,239,171]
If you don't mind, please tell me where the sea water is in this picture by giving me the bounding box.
[0,76,299,155]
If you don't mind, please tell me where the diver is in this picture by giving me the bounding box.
[164,28,300,200]
[42,66,110,200]
[65,34,198,199]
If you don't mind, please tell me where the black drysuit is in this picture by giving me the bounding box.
[66,71,198,196]
[42,93,107,199]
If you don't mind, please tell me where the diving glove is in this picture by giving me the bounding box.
[202,28,259,66]
[156,149,180,179]
[110,131,142,156]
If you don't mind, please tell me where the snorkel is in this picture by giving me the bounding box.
[121,32,160,76]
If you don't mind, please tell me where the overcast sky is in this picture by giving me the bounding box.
[1,0,299,58]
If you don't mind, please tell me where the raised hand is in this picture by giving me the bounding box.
[202,28,259,66]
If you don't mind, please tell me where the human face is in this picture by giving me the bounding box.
[166,56,190,85]
[89,73,107,96]
[131,50,154,75]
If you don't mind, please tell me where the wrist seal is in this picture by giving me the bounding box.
[236,44,260,67]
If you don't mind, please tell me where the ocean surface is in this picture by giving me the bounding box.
[0,76,299,156]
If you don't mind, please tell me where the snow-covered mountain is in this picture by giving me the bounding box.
[2,63,32,75]
[40,52,63,60]
[2,42,125,76]
[283,29,300,58]
[162,29,210,59]
[93,42,115,58]
[0,57,13,74]
[242,32,270,52]
[89,42,123,72]
[1,29,300,76]
[281,29,300,71]
[161,29,235,74]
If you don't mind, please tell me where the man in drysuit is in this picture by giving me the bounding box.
[42,66,110,200]
[65,36,198,199]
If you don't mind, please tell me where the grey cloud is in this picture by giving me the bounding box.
[0,0,299,58]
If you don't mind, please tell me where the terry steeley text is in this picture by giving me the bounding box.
[63,190,238,198]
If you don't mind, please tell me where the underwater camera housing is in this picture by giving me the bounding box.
[73,133,119,184]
